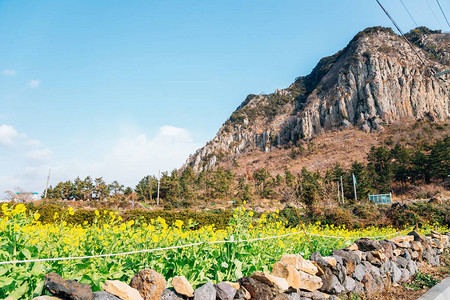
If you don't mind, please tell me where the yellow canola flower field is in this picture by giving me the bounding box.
[0,204,447,299]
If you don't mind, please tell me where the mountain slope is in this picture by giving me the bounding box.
[185,27,449,172]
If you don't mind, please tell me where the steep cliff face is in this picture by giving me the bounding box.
[185,27,449,172]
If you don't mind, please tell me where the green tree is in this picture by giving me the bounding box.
[298,168,322,213]
[367,146,392,192]
[253,168,270,195]
[349,161,372,201]
[428,136,449,182]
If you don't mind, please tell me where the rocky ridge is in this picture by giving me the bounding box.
[185,27,449,172]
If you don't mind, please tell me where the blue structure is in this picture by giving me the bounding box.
[369,193,392,204]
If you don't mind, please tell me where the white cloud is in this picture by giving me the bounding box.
[0,125,20,146]
[0,125,202,197]
[2,69,16,76]
[26,148,53,163]
[99,125,201,185]
[28,80,41,88]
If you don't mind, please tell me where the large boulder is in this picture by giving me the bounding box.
[318,268,344,295]
[44,273,94,300]
[354,238,381,251]
[251,271,289,293]
[172,276,194,297]
[238,277,272,300]
[160,289,184,300]
[193,282,216,300]
[103,280,143,300]
[214,282,237,300]
[272,261,301,289]
[129,269,166,300]
[280,254,318,275]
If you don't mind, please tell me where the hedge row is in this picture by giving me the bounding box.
[0,202,233,230]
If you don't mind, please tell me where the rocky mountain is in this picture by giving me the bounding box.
[185,27,449,172]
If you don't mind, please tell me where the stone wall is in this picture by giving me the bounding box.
[34,230,449,300]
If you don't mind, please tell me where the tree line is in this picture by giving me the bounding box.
[45,136,448,209]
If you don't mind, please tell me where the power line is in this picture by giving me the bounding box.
[376,0,449,97]
[435,0,450,29]
[399,0,418,27]
[426,0,443,29]
[376,0,426,65]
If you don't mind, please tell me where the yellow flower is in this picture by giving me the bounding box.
[175,220,183,229]
[249,211,254,217]
[1,203,7,212]
[53,212,59,219]
[34,212,40,221]
[151,235,158,242]
[68,207,74,216]
[83,221,88,225]
[95,210,100,216]
[275,209,279,214]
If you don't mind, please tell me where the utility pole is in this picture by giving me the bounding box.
[156,169,160,206]
[340,176,344,204]
[337,181,341,204]
[44,169,51,199]
[352,173,358,202]
[148,175,152,202]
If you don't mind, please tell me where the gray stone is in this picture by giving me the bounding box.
[331,255,343,267]
[385,261,402,284]
[354,238,381,251]
[319,268,344,295]
[160,289,184,300]
[331,262,347,284]
[396,256,408,269]
[401,248,412,261]
[214,282,237,300]
[309,252,330,269]
[93,292,121,300]
[298,290,328,299]
[361,262,383,291]
[332,249,361,265]
[285,292,301,300]
[344,276,356,292]
[194,282,216,300]
[400,269,411,282]
[423,251,436,265]
[354,281,364,294]
[352,264,366,282]
[362,273,377,294]
[407,260,417,275]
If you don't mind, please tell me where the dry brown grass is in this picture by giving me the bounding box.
[217,120,448,177]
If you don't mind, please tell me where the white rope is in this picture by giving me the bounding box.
[0,228,408,265]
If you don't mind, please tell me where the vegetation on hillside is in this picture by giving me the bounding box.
[43,135,449,211]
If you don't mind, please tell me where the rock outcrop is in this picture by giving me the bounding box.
[185,27,449,172]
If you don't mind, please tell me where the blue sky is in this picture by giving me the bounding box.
[0,0,448,195]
